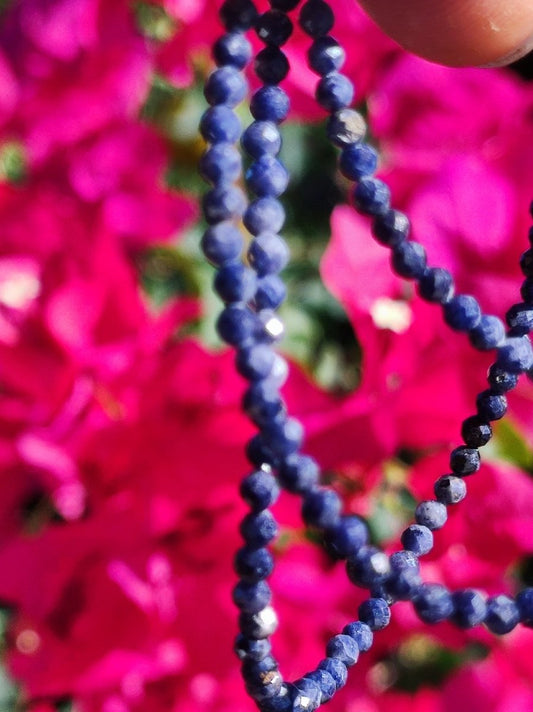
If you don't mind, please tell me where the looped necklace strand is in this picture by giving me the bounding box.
[199,1,533,709]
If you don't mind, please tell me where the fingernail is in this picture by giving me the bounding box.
[481,34,533,67]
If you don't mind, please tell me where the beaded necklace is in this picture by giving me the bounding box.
[199,1,533,709]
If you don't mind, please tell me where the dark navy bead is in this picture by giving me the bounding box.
[346,545,391,588]
[325,634,359,665]
[418,267,454,303]
[270,0,300,9]
[372,209,409,247]
[246,433,280,468]
[236,344,276,381]
[278,453,320,493]
[487,363,518,394]
[246,156,289,197]
[213,32,252,69]
[370,582,395,606]
[248,233,290,276]
[316,72,354,111]
[259,687,293,712]
[324,515,369,559]
[308,36,345,74]
[304,669,336,703]
[204,66,248,107]
[239,605,278,639]
[250,86,290,123]
[203,185,246,224]
[415,500,447,530]
[520,277,533,303]
[220,0,259,31]
[391,241,427,279]
[293,678,322,711]
[199,142,242,184]
[235,633,272,661]
[451,589,487,629]
[414,584,453,624]
[242,121,282,158]
[434,475,467,505]
[342,621,373,652]
[201,221,244,266]
[235,546,275,583]
[485,594,520,634]
[243,381,285,426]
[461,415,492,447]
[401,524,433,556]
[299,0,334,37]
[259,309,285,342]
[242,653,278,681]
[302,487,342,528]
[255,274,287,310]
[520,247,533,277]
[246,671,284,703]
[214,263,257,303]
[469,315,506,350]
[516,588,533,627]
[262,417,304,457]
[255,10,293,46]
[200,105,242,144]
[358,597,391,630]
[497,335,533,373]
[216,303,259,346]
[443,295,482,331]
[476,389,507,421]
[244,198,286,235]
[255,46,290,84]
[353,177,391,217]
[240,468,280,511]
[450,446,480,476]
[240,510,279,546]
[327,108,367,147]
[386,567,421,601]
[317,657,348,690]
[506,303,533,336]
[339,144,377,181]
[390,550,419,571]
[233,580,272,613]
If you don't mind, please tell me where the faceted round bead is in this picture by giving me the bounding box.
[391,241,427,279]
[240,510,278,547]
[255,274,287,310]
[414,583,453,624]
[346,545,391,588]
[248,233,290,276]
[520,247,533,276]
[339,144,376,181]
[469,315,506,350]
[239,605,278,639]
[244,197,286,235]
[250,86,290,123]
[304,669,337,703]
[308,36,345,74]
[497,335,533,373]
[262,417,304,457]
[246,433,279,468]
[242,121,282,158]
[323,515,369,559]
[516,588,533,627]
[246,670,284,703]
[233,580,272,613]
[302,487,342,528]
[476,389,507,421]
[259,309,285,342]
[414,500,448,530]
[417,267,454,303]
[485,594,520,634]
[390,550,419,572]
[214,262,257,303]
[234,634,272,661]
[255,46,290,84]
[259,686,293,712]
[370,583,395,606]
[401,524,433,556]
[521,277,533,303]
[278,453,320,493]
[299,0,334,37]
[200,105,242,144]
[220,0,259,31]
[199,142,242,185]
[461,415,492,448]
[450,446,480,476]
[243,381,284,427]
[317,657,348,690]
[236,344,276,381]
[372,209,409,247]
[506,303,533,336]
[242,653,277,683]
[235,546,275,583]
[487,364,518,394]
[434,475,466,505]
[213,32,252,69]
[203,185,246,224]
[451,589,487,629]
[204,66,248,107]
[246,156,289,197]
[216,304,259,346]
[443,294,482,331]
[353,177,391,217]
[326,108,367,147]
[316,72,354,111]
[325,634,359,666]
[292,678,322,712]
[201,221,244,266]
[240,469,280,511]
[255,10,293,46]
[268,354,289,387]
[358,597,391,630]
[342,621,373,652]
[386,567,421,601]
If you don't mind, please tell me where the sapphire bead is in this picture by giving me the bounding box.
[199,142,242,184]
[242,653,277,680]
[204,66,248,107]
[200,105,242,143]
[316,72,354,111]
[506,303,533,336]
[520,247,533,276]
[346,545,391,588]
[216,303,260,346]
[353,177,391,217]
[340,144,377,180]
[239,606,279,639]
[476,389,507,421]
[236,344,277,381]
[386,567,421,600]
[255,46,290,84]
[323,515,369,559]
[299,0,335,37]
[255,10,293,46]
[415,500,447,530]
[242,121,282,158]
[220,0,259,31]
[417,267,454,303]
[246,156,290,197]
[234,634,272,661]
[443,294,482,331]
[325,634,359,665]
[203,185,247,224]
[434,475,467,504]
[401,524,433,556]
[246,433,280,468]
[214,262,257,303]
[292,678,322,712]
[240,510,279,547]
[391,241,427,279]
[372,209,410,247]
[308,36,345,74]
[487,364,518,394]
[326,108,366,147]
[233,580,272,613]
[317,658,348,690]
[304,669,337,703]
[390,550,419,571]
[302,487,342,528]
[246,671,284,703]
[414,584,453,624]
[358,597,391,630]
[497,335,533,373]
[516,588,533,627]
[255,275,287,309]
[278,453,320,493]
[248,233,290,275]
[342,621,373,652]
[250,86,290,123]
[235,546,275,582]
[243,381,285,426]
[244,198,286,235]
[461,415,492,447]
[213,32,252,69]
[240,469,280,511]
[485,594,520,634]
[451,589,487,629]
[469,315,506,350]
[201,222,244,266]
[262,417,304,457]
[449,446,480,476]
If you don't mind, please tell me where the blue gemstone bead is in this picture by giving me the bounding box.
[299,0,334,38]
[443,294,482,331]
[390,550,419,571]
[243,381,285,427]
[233,580,272,613]
[317,658,348,690]
[326,634,359,666]
[391,241,427,279]
[235,633,272,661]
[324,515,369,559]
[213,32,252,69]
[401,524,433,556]
[255,10,293,46]
[316,72,354,111]
[216,304,259,346]
[476,389,507,421]
[248,233,290,276]
[244,198,286,235]
[246,672,284,704]
[521,277,533,303]
[450,446,480,476]
[204,66,248,107]
[292,678,322,711]
[247,156,289,197]
[372,209,410,247]
[304,669,337,703]
[258,309,285,343]
[199,143,242,184]
[497,335,533,373]
[487,364,518,394]
[242,121,282,158]
[370,583,395,606]
[258,686,293,712]
[327,108,367,147]
[200,105,242,144]
[220,0,259,31]
[308,36,345,75]
[242,654,277,681]
[414,584,453,624]
[506,303,533,336]
[239,606,278,639]
[255,46,290,84]
[235,546,275,583]
[339,143,377,180]
[353,177,391,217]
[415,500,447,530]
[278,453,320,493]
[236,344,276,381]
[214,262,257,303]
[240,510,279,547]
[386,567,421,601]
[520,247,533,276]
[417,267,454,303]
[342,621,373,652]
[246,433,280,468]
[434,475,467,505]
[358,597,391,630]
[469,315,506,350]
[240,469,280,511]
[516,588,533,627]
[302,487,342,528]
[255,275,287,310]
[262,417,304,457]
[201,221,244,266]
[451,589,487,629]
[461,415,492,447]
[250,86,290,123]
[346,545,391,588]
[485,594,520,634]
[203,185,246,224]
